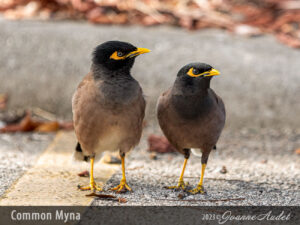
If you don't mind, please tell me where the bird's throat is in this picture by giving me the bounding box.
[92,63,132,80]
[171,92,213,120]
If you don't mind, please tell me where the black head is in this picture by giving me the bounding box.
[175,62,220,91]
[92,41,150,73]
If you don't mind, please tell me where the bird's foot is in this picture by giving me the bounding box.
[165,180,189,191]
[78,181,103,192]
[188,185,205,194]
[110,179,132,193]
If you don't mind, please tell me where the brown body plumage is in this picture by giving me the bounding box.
[157,88,225,158]
[72,41,150,193]
[157,62,225,194]
[72,72,145,157]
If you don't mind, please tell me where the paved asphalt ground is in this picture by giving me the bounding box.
[95,126,300,206]
[0,133,53,196]
[0,19,299,206]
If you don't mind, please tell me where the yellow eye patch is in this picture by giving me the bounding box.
[110,51,127,60]
[187,67,220,77]
[109,48,151,60]
[187,67,208,77]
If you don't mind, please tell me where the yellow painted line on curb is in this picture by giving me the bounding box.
[0,131,119,206]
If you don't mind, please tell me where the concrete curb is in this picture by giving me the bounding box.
[0,132,119,206]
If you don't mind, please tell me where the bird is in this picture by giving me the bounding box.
[157,62,225,194]
[72,41,150,193]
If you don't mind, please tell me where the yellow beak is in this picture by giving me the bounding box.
[204,68,220,77]
[127,48,151,58]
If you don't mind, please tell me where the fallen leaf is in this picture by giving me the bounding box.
[78,170,89,177]
[276,33,300,48]
[220,166,227,174]
[295,148,300,155]
[278,1,300,10]
[177,193,186,199]
[0,111,74,133]
[35,121,60,132]
[118,197,127,203]
[85,193,116,198]
[147,134,177,153]
[0,0,299,48]
[0,112,41,133]
[234,24,262,36]
[70,0,95,12]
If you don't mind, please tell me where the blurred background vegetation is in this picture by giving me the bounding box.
[1,0,300,48]
[0,0,300,133]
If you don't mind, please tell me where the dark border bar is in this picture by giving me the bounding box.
[0,206,299,225]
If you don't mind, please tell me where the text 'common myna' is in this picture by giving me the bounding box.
[157,62,225,194]
[72,41,150,193]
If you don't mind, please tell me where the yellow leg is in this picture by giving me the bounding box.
[189,163,206,194]
[110,155,132,193]
[166,158,189,190]
[78,157,102,192]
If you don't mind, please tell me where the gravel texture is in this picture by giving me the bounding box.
[92,127,300,206]
[0,133,54,196]
[0,20,299,206]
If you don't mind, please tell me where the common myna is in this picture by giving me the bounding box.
[72,41,150,193]
[157,62,225,194]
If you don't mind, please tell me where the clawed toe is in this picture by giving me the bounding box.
[78,182,103,192]
[188,185,205,194]
[165,180,189,191]
[110,179,132,193]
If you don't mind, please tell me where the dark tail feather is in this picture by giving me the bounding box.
[73,142,88,161]
[76,142,82,152]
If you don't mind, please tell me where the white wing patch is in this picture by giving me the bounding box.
[191,148,202,157]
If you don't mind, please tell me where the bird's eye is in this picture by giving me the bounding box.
[117,51,124,57]
[192,68,200,75]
